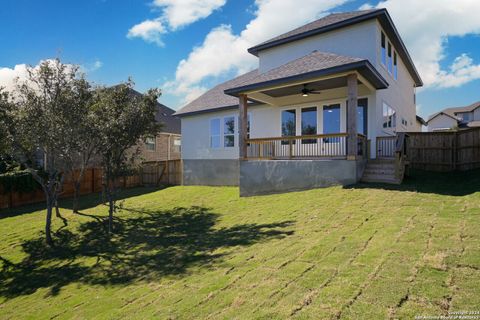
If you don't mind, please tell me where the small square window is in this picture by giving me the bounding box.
[145,137,156,151]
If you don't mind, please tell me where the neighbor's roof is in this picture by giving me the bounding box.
[128,88,181,134]
[467,120,480,128]
[224,51,388,96]
[427,101,480,124]
[416,115,426,126]
[248,8,423,87]
[174,70,260,117]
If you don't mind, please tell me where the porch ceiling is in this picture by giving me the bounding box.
[261,76,354,98]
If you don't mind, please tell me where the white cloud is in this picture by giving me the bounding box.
[127,18,166,46]
[166,0,348,106]
[0,63,28,92]
[128,0,226,46]
[153,0,226,30]
[369,0,480,89]
[0,59,98,94]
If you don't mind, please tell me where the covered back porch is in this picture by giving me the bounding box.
[223,52,389,195]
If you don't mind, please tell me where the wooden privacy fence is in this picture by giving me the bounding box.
[406,128,480,172]
[141,160,182,186]
[0,160,182,210]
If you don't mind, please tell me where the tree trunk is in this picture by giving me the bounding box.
[55,199,61,218]
[45,195,54,247]
[107,186,114,234]
[72,182,81,213]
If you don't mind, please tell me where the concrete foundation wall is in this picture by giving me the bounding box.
[240,160,362,196]
[183,159,239,186]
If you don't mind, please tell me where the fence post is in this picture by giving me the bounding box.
[91,168,95,193]
[452,131,457,171]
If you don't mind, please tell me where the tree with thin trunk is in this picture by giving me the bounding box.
[93,81,160,234]
[59,79,98,213]
[2,59,92,246]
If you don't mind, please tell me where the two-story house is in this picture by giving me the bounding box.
[175,8,423,196]
[426,101,480,132]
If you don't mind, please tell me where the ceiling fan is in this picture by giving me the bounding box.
[301,84,321,97]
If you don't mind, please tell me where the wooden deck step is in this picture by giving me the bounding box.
[361,159,400,184]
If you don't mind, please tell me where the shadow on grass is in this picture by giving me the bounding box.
[0,206,294,299]
[0,186,164,220]
[347,169,480,196]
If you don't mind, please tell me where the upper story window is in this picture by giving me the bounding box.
[145,137,156,151]
[172,136,181,153]
[381,32,387,66]
[383,102,396,129]
[393,52,398,80]
[387,43,393,74]
[457,112,473,123]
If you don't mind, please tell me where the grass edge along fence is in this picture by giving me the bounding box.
[0,160,182,210]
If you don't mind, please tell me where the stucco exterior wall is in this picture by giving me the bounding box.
[183,159,239,186]
[181,88,375,160]
[474,108,480,121]
[427,115,458,132]
[258,20,378,73]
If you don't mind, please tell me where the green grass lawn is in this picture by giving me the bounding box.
[1,171,479,319]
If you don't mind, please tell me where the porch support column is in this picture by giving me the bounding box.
[239,94,248,160]
[347,73,358,160]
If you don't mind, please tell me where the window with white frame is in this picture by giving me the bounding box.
[457,112,473,123]
[223,116,235,147]
[393,52,398,80]
[145,137,156,151]
[381,32,387,66]
[210,118,221,148]
[383,103,396,129]
[387,42,393,74]
[173,136,181,153]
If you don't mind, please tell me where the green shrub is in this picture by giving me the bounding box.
[0,170,41,193]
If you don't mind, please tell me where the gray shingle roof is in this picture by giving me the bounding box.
[175,51,388,117]
[127,88,181,133]
[253,9,380,50]
[224,51,367,94]
[174,69,260,116]
[427,101,480,123]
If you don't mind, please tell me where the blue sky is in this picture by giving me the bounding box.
[1,0,479,118]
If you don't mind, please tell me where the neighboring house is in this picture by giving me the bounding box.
[426,101,480,132]
[175,8,423,195]
[414,115,427,132]
[136,91,181,162]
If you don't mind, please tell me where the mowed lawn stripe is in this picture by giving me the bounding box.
[0,170,479,319]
